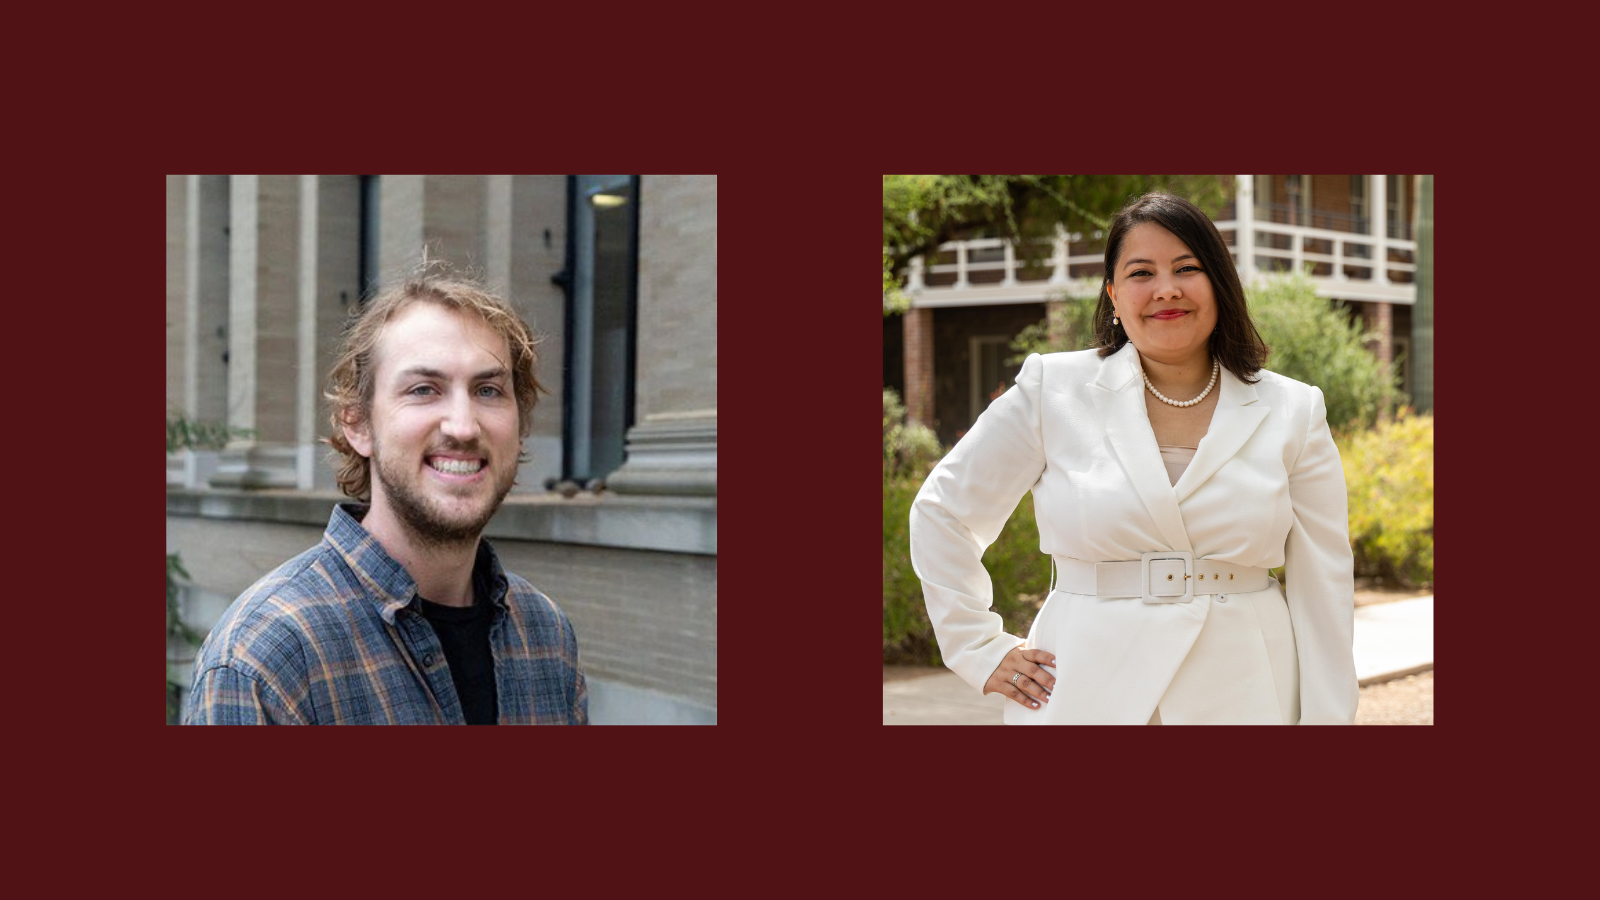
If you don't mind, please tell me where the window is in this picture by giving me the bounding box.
[1349,175,1368,235]
[563,176,639,483]
[969,335,1013,425]
[359,175,381,301]
[1284,175,1305,226]
[1386,175,1410,241]
[1254,175,1309,227]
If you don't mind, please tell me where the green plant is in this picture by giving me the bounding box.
[882,480,934,663]
[167,553,203,645]
[882,389,944,482]
[1248,270,1396,433]
[167,551,203,724]
[167,412,250,723]
[1008,286,1103,362]
[167,414,252,454]
[1339,409,1433,588]
[883,480,1051,666]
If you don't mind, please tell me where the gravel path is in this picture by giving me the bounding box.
[1355,671,1433,725]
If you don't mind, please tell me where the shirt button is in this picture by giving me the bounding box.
[1218,594,1228,603]
[424,654,436,667]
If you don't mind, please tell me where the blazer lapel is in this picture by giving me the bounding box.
[1172,366,1270,504]
[1090,344,1193,553]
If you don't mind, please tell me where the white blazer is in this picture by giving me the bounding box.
[909,342,1358,724]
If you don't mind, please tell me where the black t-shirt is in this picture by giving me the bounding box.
[418,568,498,725]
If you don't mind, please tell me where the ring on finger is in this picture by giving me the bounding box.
[1012,672,1022,684]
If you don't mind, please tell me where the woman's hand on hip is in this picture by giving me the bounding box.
[985,647,1057,709]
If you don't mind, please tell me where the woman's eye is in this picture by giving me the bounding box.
[1132,266,1201,277]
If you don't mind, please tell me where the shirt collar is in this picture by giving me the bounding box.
[325,503,510,624]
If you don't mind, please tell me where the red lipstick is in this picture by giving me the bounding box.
[1150,310,1189,320]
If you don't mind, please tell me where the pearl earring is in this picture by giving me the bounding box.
[1112,311,1119,326]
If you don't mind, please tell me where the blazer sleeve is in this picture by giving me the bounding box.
[1282,386,1360,724]
[909,352,1047,694]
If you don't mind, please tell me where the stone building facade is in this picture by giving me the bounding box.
[166,175,717,724]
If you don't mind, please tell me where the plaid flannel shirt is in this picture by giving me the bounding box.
[183,503,587,725]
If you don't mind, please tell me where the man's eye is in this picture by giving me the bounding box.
[408,385,436,396]
[477,385,505,398]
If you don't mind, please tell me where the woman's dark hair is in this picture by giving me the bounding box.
[1093,191,1268,383]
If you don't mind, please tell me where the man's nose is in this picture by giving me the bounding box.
[438,390,482,441]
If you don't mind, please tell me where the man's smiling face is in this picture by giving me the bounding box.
[347,301,522,547]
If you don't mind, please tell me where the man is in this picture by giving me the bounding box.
[184,266,587,724]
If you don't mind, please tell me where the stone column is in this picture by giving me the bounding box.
[486,175,567,491]
[903,306,934,426]
[168,176,188,416]
[185,176,230,426]
[210,175,301,489]
[167,176,189,487]
[380,175,487,279]
[297,175,362,490]
[379,174,425,280]
[606,175,717,496]
[425,175,487,270]
[173,176,233,488]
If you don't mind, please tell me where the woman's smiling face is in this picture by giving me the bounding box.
[1106,222,1218,363]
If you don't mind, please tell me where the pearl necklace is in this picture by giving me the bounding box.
[1144,359,1219,408]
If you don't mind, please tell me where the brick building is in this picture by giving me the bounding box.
[167,175,717,723]
[886,175,1420,446]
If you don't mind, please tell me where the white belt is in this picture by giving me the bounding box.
[1050,551,1271,604]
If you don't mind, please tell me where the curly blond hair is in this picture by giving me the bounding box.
[323,262,545,500]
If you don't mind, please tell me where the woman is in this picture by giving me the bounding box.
[909,192,1358,725]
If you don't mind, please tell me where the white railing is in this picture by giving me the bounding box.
[1214,219,1416,287]
[903,219,1417,306]
[904,226,1103,295]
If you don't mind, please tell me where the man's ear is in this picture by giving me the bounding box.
[342,410,372,459]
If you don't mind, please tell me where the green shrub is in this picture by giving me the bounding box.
[883,388,944,482]
[883,480,1050,665]
[1007,286,1102,362]
[1249,270,1395,433]
[167,414,253,454]
[1339,410,1433,588]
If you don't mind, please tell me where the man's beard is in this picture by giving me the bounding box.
[371,438,516,549]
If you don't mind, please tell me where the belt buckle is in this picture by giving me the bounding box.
[1140,550,1193,604]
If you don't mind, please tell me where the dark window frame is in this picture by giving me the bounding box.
[556,175,640,483]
